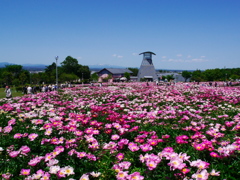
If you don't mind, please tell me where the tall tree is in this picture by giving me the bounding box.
[77,65,91,80]
[61,56,80,75]
[19,71,29,85]
[91,72,99,82]
[5,65,23,79]
[181,71,192,82]
[2,71,13,85]
[45,62,56,74]
[191,70,203,82]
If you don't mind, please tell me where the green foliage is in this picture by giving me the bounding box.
[181,71,192,82]
[60,56,91,82]
[124,72,130,80]
[191,68,240,82]
[166,74,174,81]
[59,73,79,82]
[191,69,203,82]
[61,56,79,74]
[91,72,99,82]
[128,67,138,76]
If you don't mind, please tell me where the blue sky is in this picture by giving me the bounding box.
[1,0,240,70]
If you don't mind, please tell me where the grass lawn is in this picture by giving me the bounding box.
[0,88,23,99]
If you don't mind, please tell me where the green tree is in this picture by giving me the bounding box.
[61,56,80,75]
[5,65,23,79]
[203,69,217,81]
[2,71,13,85]
[45,62,56,74]
[12,79,21,86]
[77,65,91,80]
[19,71,29,85]
[128,68,138,76]
[91,72,99,82]
[59,73,79,83]
[60,56,91,81]
[38,72,49,85]
[31,73,43,84]
[181,71,192,82]
[124,72,130,81]
[191,70,203,82]
[166,74,174,82]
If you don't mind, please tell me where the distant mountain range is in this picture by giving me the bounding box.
[0,62,131,71]
[0,62,190,72]
[0,62,48,71]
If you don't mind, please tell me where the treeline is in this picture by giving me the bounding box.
[181,68,240,82]
[0,56,91,87]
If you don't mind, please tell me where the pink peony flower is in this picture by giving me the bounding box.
[128,143,139,152]
[127,172,144,180]
[79,174,89,180]
[13,133,22,139]
[3,126,12,133]
[20,145,31,154]
[192,169,209,180]
[20,169,31,176]
[9,150,20,158]
[117,171,129,180]
[111,134,120,140]
[116,153,124,161]
[28,133,38,141]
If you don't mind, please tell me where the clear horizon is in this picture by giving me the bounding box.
[1,0,240,70]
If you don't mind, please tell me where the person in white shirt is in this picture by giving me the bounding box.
[27,86,32,94]
[5,86,12,98]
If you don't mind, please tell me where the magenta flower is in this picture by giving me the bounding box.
[118,161,131,170]
[57,168,66,178]
[116,153,124,161]
[146,160,158,170]
[168,157,186,170]
[79,174,89,180]
[77,152,87,159]
[127,172,144,180]
[2,173,12,179]
[3,125,12,133]
[140,144,153,152]
[20,145,31,154]
[117,171,129,180]
[128,143,139,152]
[20,169,30,176]
[28,156,43,166]
[9,150,20,158]
[28,133,38,141]
[111,134,120,140]
[194,143,205,151]
[181,168,190,174]
[192,169,209,180]
[210,152,220,158]
[8,119,16,125]
[13,133,22,139]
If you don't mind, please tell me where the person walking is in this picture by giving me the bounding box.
[5,86,12,98]
[27,85,32,94]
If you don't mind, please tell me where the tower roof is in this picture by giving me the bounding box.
[139,51,156,55]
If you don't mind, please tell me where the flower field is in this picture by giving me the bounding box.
[0,82,240,180]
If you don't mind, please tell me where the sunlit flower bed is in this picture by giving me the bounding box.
[0,82,240,180]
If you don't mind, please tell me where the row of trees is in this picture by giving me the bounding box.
[0,56,91,87]
[182,68,240,82]
[126,67,240,82]
[1,56,240,87]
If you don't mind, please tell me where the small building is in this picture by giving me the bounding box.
[97,68,133,82]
